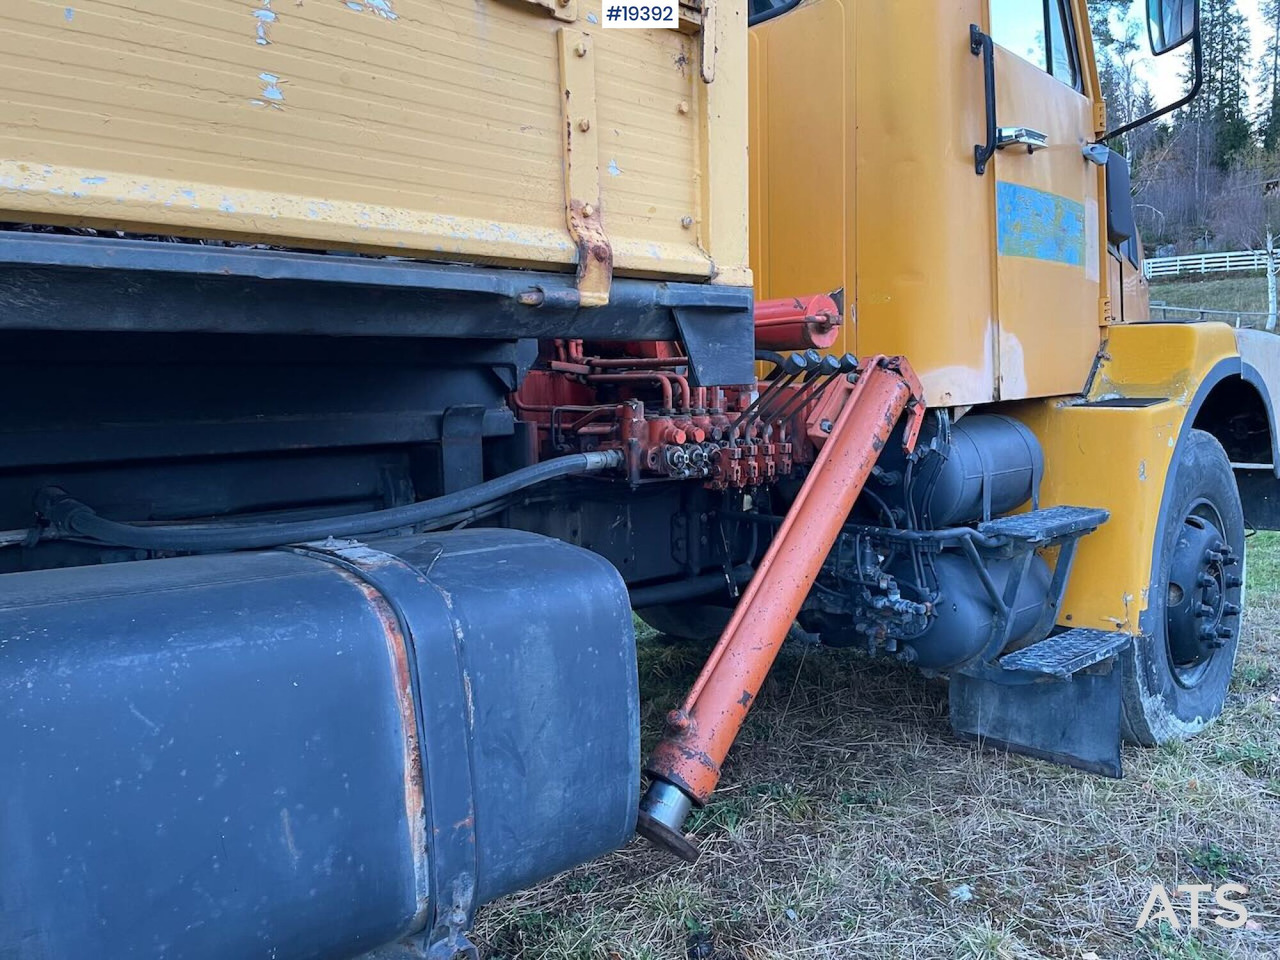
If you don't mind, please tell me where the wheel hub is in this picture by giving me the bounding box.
[1165,515,1241,674]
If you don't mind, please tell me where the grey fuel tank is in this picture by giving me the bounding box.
[0,529,639,960]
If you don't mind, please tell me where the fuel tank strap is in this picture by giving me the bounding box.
[288,540,480,958]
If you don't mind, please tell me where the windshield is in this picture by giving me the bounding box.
[749,0,801,26]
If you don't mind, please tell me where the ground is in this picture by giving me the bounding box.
[1149,275,1270,321]
[473,534,1280,960]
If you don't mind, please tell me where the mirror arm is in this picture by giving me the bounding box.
[1098,31,1202,143]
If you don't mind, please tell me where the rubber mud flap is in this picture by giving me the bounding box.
[950,666,1124,777]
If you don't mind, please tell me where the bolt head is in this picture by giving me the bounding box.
[678,100,690,114]
[681,215,694,229]
[578,117,591,132]
[582,203,595,217]
[574,40,588,56]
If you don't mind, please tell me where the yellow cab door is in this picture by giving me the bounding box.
[983,0,1102,399]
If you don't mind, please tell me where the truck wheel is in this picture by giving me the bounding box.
[635,603,731,641]
[1121,429,1244,746]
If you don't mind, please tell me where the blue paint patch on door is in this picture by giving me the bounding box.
[996,181,1085,267]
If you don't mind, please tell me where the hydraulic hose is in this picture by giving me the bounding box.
[40,450,624,553]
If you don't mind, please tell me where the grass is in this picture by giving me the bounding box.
[1148,275,1270,320]
[473,534,1280,959]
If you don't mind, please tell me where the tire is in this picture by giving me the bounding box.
[1120,429,1245,746]
[635,602,732,642]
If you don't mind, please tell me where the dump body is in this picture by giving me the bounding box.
[0,0,749,286]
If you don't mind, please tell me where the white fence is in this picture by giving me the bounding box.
[1143,249,1273,280]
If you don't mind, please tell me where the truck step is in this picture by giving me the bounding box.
[999,628,1131,679]
[978,505,1110,544]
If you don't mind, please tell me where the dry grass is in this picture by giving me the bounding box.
[474,536,1280,960]
[1149,276,1269,318]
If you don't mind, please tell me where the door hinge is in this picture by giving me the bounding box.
[1094,101,1107,135]
[557,28,613,307]
[1099,296,1115,326]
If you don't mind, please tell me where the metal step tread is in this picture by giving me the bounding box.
[978,505,1110,544]
[999,628,1131,678]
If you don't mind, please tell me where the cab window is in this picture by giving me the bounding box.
[989,0,1081,89]
[749,0,801,25]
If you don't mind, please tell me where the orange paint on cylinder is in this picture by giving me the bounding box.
[646,356,923,804]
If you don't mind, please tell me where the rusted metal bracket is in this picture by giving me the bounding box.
[676,0,715,82]
[699,0,716,83]
[519,0,577,22]
[557,28,613,308]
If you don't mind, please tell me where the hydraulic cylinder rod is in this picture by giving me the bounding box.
[754,293,842,351]
[636,356,924,861]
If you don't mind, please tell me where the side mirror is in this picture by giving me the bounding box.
[1104,0,1202,140]
[1147,0,1198,56]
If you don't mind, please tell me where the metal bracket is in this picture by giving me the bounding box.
[557,29,613,307]
[439,405,487,493]
[699,0,716,83]
[518,0,577,21]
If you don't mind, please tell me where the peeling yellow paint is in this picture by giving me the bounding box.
[0,0,750,285]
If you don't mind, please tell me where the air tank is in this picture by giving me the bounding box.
[912,414,1043,526]
[894,551,1052,670]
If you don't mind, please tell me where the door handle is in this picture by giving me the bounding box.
[997,127,1049,154]
[971,24,997,175]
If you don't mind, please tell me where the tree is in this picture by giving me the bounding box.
[1258,0,1280,152]
[1185,0,1253,169]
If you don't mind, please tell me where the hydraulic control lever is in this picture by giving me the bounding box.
[729,352,811,444]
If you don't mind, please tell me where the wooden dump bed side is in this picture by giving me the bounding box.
[0,0,749,287]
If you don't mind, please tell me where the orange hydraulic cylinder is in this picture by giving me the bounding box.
[645,357,923,804]
[754,293,842,351]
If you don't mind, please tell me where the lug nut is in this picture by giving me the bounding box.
[1194,603,1214,618]
[1223,602,1241,617]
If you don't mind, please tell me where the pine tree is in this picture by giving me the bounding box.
[1258,0,1280,153]
[1183,0,1253,169]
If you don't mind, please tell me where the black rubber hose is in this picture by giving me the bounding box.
[41,450,624,553]
[755,349,787,372]
[629,564,755,608]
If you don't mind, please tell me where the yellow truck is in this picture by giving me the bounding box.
[0,0,1273,957]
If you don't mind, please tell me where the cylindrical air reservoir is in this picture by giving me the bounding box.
[895,551,1051,670]
[912,414,1043,526]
